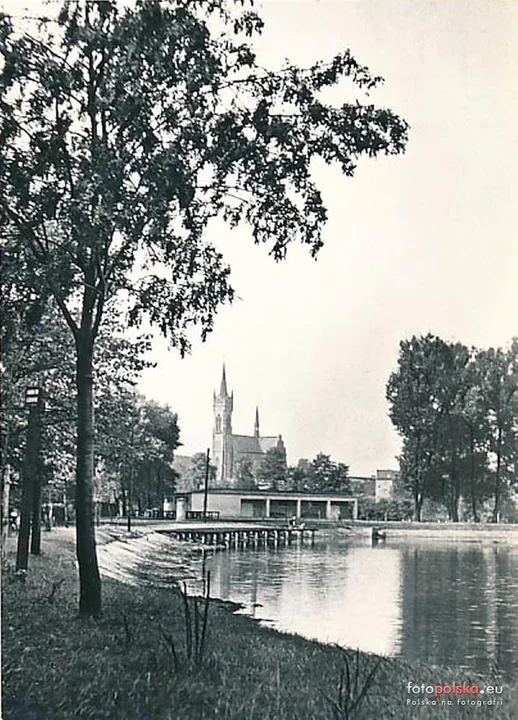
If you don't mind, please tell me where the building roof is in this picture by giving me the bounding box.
[232,434,263,455]
[258,436,282,453]
[177,488,357,500]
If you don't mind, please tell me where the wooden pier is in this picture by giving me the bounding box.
[161,523,316,549]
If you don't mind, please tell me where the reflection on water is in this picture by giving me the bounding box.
[400,543,518,677]
[187,535,518,678]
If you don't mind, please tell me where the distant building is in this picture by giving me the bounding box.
[350,469,398,502]
[375,469,398,500]
[212,365,286,486]
[174,488,358,521]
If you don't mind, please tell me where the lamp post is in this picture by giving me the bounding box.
[203,448,210,522]
[16,387,43,571]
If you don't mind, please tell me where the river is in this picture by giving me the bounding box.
[181,531,518,679]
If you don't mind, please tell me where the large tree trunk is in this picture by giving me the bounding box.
[76,334,101,616]
[16,402,41,570]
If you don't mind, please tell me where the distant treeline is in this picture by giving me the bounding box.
[386,335,518,522]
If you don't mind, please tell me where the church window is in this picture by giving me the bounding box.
[216,415,222,433]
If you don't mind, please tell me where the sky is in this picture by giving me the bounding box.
[139,0,518,474]
[5,1,518,474]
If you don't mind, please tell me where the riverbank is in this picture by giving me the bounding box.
[324,520,518,544]
[2,529,517,719]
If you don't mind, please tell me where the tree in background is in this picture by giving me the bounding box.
[1,0,408,614]
[307,453,350,493]
[285,454,350,493]
[387,334,518,522]
[286,459,311,493]
[256,447,287,491]
[133,399,180,516]
[2,295,153,532]
[234,457,256,490]
[386,335,444,521]
[174,452,216,493]
[478,341,518,522]
[98,394,180,517]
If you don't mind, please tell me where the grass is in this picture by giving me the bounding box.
[2,531,516,719]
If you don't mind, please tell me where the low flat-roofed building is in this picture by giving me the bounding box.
[174,488,358,521]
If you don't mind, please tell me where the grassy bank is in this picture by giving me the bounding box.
[2,531,516,719]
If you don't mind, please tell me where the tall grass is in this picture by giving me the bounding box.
[161,574,211,673]
[322,647,381,719]
[2,537,516,719]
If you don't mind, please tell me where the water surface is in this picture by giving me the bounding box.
[184,533,518,678]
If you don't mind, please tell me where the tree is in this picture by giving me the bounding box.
[2,296,151,537]
[387,334,518,522]
[175,452,216,493]
[285,454,349,493]
[133,399,181,516]
[478,342,518,522]
[97,393,180,518]
[431,340,471,522]
[257,447,287,490]
[387,335,449,521]
[1,1,408,614]
[234,456,256,489]
[286,458,311,492]
[308,453,350,493]
[456,357,491,522]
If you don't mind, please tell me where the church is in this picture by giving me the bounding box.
[212,365,286,487]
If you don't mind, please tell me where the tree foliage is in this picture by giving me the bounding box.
[387,334,518,522]
[1,296,156,514]
[286,454,350,493]
[1,0,408,614]
[233,456,256,489]
[97,394,181,516]
[256,446,287,490]
[174,452,216,493]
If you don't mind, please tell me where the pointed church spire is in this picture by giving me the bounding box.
[220,363,228,397]
[254,406,260,437]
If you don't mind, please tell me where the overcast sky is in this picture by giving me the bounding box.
[6,1,517,474]
[138,0,518,474]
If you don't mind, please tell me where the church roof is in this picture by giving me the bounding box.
[231,434,263,455]
[258,436,283,453]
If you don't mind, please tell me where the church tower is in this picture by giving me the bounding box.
[254,406,260,438]
[212,364,234,485]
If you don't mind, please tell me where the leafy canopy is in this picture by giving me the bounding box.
[0,0,409,352]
